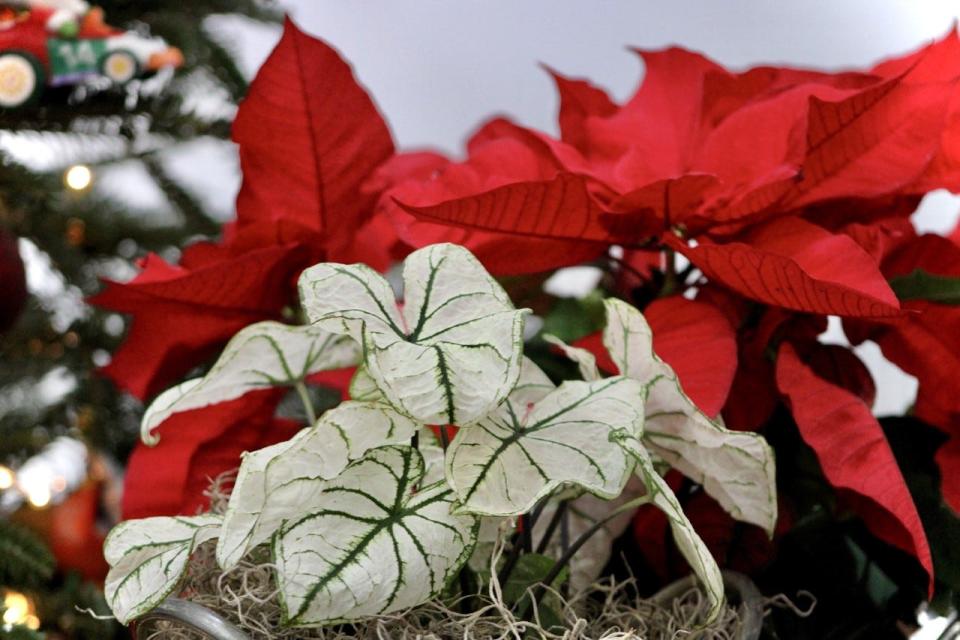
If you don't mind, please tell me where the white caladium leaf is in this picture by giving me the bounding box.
[348,366,384,402]
[298,243,528,425]
[104,514,221,624]
[644,375,777,533]
[543,334,601,381]
[274,445,478,625]
[216,401,418,569]
[141,321,359,444]
[602,299,778,534]
[613,430,725,622]
[446,358,645,516]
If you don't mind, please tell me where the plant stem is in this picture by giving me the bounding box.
[438,425,450,450]
[534,501,568,555]
[560,505,570,556]
[523,496,650,615]
[497,497,551,587]
[294,382,316,425]
[661,247,678,297]
[458,566,472,613]
[521,513,533,553]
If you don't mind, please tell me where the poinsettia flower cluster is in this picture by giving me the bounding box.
[94,18,960,598]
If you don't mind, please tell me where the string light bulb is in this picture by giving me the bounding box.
[0,466,13,490]
[2,591,39,630]
[64,164,93,192]
[21,479,50,508]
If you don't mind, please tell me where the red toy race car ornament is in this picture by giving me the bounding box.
[0,1,183,108]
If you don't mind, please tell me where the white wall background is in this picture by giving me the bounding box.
[281,1,960,154]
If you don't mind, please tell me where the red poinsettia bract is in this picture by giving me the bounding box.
[93,18,399,401]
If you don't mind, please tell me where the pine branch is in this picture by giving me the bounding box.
[0,520,55,589]
[200,30,250,103]
[142,154,221,236]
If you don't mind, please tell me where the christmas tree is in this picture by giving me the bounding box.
[0,1,280,636]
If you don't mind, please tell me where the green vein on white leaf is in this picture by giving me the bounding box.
[446,358,645,516]
[216,400,419,570]
[602,299,778,534]
[104,514,221,624]
[274,445,478,625]
[613,430,725,623]
[141,321,360,445]
[298,243,529,425]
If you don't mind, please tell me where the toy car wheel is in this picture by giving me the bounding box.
[0,52,42,108]
[100,50,138,84]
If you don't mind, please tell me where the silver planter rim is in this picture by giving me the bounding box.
[133,598,250,640]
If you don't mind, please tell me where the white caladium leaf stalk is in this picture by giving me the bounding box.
[298,243,528,425]
[104,514,221,624]
[613,430,725,623]
[141,321,359,444]
[216,400,419,569]
[274,445,478,625]
[445,358,645,516]
[602,299,777,534]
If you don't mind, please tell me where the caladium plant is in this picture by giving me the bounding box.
[103,243,777,626]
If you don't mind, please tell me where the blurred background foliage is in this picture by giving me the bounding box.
[0,1,279,636]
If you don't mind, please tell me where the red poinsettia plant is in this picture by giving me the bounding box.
[94,17,960,635]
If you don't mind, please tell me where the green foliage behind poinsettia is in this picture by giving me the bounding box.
[95,17,960,636]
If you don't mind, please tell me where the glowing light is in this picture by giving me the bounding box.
[64,164,93,191]
[0,466,13,490]
[2,591,35,628]
[22,480,50,508]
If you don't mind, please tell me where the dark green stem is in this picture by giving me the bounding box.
[438,425,450,450]
[661,247,678,297]
[522,496,649,617]
[534,501,568,555]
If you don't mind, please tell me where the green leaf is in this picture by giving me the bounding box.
[274,445,478,625]
[216,400,419,569]
[602,299,778,534]
[104,514,221,624]
[446,358,645,516]
[889,268,960,304]
[299,243,529,425]
[141,321,359,444]
[540,292,606,342]
[613,431,725,623]
[502,553,569,606]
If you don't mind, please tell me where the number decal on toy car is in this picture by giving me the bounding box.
[48,38,103,78]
